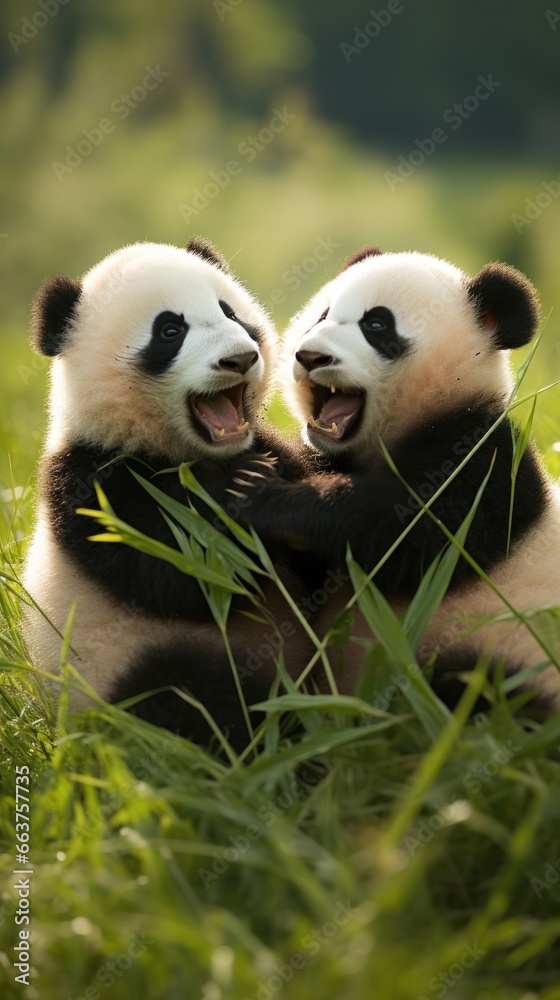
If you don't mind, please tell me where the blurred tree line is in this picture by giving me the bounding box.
[0,0,559,472]
[2,0,558,155]
[0,0,558,333]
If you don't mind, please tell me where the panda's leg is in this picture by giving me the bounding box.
[110,632,275,753]
[314,595,555,716]
[110,582,318,753]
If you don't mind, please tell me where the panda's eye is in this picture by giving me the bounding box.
[358,306,408,361]
[362,316,387,333]
[220,300,237,321]
[160,321,184,339]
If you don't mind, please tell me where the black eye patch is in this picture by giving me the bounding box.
[303,307,329,336]
[219,299,260,342]
[359,305,409,360]
[135,311,189,376]
[219,300,237,321]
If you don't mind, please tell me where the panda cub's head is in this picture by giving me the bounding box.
[283,247,540,459]
[31,239,275,462]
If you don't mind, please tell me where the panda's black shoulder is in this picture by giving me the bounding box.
[40,442,192,536]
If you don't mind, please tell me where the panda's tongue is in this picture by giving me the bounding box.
[194,392,248,441]
[314,392,362,437]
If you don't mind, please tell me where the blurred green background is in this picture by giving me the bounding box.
[1,0,560,500]
[1,8,560,998]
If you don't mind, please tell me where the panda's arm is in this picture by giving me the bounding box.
[43,447,218,619]
[241,417,548,591]
[43,440,301,619]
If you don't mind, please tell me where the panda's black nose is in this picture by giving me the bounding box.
[218,351,259,375]
[295,350,335,372]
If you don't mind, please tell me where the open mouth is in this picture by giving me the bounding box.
[189,383,251,445]
[306,381,365,442]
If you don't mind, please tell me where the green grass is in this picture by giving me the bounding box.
[2,346,560,999]
[2,142,560,997]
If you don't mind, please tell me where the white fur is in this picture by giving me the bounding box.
[23,513,203,706]
[283,251,512,458]
[23,242,281,705]
[23,512,313,706]
[47,242,276,462]
[283,250,560,702]
[420,486,560,705]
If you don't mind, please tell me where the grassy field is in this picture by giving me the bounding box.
[2,154,560,999]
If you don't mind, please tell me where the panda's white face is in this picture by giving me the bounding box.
[46,243,275,461]
[283,251,513,459]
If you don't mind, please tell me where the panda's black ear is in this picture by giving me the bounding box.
[467,263,540,351]
[185,237,230,273]
[340,245,382,272]
[29,275,82,356]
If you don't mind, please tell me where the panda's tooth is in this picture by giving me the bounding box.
[331,421,339,434]
[238,421,250,432]
[330,384,336,394]
[217,427,225,438]
[308,415,317,427]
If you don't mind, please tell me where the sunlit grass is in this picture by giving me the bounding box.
[1,146,560,998]
[1,365,560,999]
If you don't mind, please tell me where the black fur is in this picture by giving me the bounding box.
[219,298,262,344]
[186,237,230,273]
[429,649,551,715]
[110,637,272,753]
[359,306,411,361]
[467,263,540,350]
[243,404,548,596]
[235,316,262,344]
[30,275,82,356]
[43,426,320,750]
[135,311,189,377]
[42,430,314,622]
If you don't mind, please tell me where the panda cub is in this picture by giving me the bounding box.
[244,247,560,708]
[22,239,314,748]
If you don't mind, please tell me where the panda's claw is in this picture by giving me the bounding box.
[226,488,247,500]
[251,457,278,468]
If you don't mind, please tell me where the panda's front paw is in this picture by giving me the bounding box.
[231,476,305,546]
[226,451,281,500]
[238,451,280,479]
